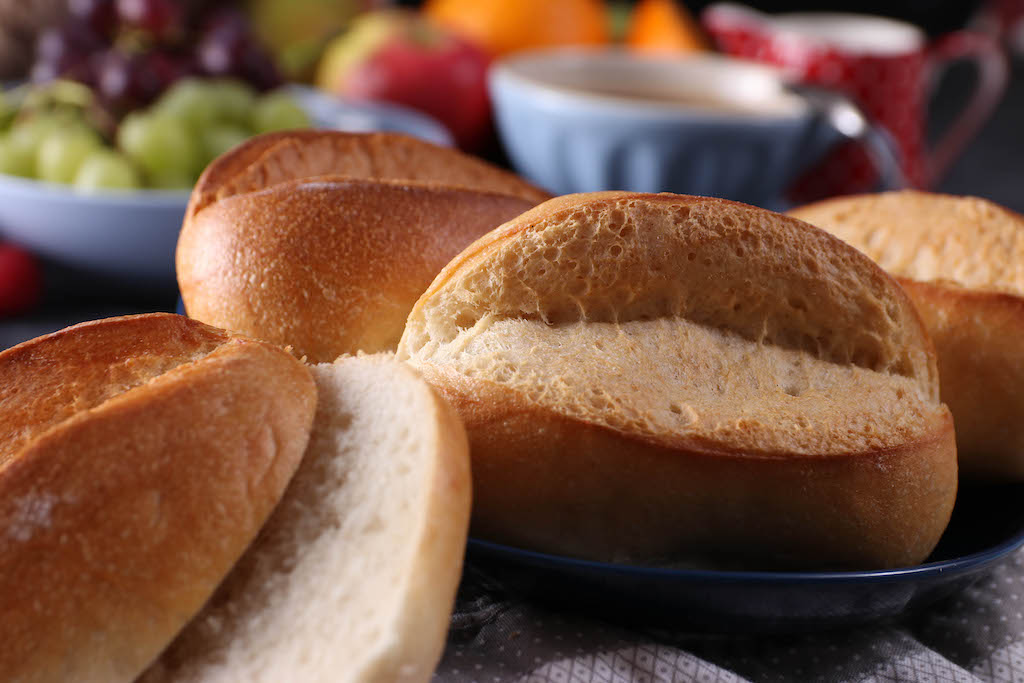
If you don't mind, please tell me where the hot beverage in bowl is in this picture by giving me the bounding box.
[488,48,895,209]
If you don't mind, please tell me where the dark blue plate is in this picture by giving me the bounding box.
[466,481,1024,632]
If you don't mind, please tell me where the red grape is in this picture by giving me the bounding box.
[116,0,184,43]
[68,0,118,39]
[31,21,104,84]
[195,8,281,89]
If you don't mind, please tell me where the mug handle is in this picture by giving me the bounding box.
[789,84,908,192]
[926,30,1009,185]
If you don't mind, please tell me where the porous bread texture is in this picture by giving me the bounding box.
[0,314,316,683]
[398,192,957,568]
[401,192,940,456]
[788,190,1024,295]
[789,190,1024,480]
[178,177,536,362]
[143,354,471,683]
[187,129,550,220]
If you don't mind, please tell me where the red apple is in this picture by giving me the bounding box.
[315,10,491,151]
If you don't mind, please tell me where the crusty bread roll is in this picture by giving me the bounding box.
[0,313,316,683]
[185,130,550,222]
[179,176,536,362]
[789,190,1024,480]
[397,192,957,570]
[142,354,471,683]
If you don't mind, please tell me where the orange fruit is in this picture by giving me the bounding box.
[625,0,707,53]
[423,0,610,57]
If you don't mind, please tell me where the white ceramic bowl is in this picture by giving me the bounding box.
[489,48,849,209]
[0,85,452,283]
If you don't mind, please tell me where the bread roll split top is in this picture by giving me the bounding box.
[399,192,957,568]
[186,129,550,221]
[401,192,942,455]
[789,190,1024,296]
[179,131,544,363]
[0,313,316,683]
[790,190,1024,480]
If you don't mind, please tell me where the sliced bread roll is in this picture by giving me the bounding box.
[789,190,1024,480]
[142,354,471,683]
[178,176,536,362]
[0,313,316,683]
[397,192,957,570]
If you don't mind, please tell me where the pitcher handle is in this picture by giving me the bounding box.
[926,30,1009,186]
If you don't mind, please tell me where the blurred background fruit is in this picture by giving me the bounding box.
[0,242,41,317]
[423,0,610,57]
[0,0,68,80]
[315,9,490,150]
[247,0,380,80]
[625,0,707,53]
[25,0,284,119]
[0,77,310,192]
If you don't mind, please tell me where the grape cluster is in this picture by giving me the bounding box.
[32,0,283,117]
[0,78,310,192]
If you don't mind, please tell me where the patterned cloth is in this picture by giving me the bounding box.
[435,550,1024,683]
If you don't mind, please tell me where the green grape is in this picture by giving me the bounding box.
[201,123,250,166]
[154,79,221,134]
[251,91,311,134]
[73,151,141,192]
[37,129,103,185]
[6,115,64,178]
[117,112,201,186]
[0,135,35,177]
[211,79,257,127]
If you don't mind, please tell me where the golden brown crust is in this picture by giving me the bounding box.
[187,130,550,221]
[419,355,956,570]
[178,177,536,362]
[789,190,1024,297]
[0,313,316,683]
[400,192,957,569]
[898,278,1024,479]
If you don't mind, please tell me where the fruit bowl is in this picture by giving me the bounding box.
[0,86,452,283]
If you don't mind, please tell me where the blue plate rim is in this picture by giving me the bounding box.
[467,524,1024,585]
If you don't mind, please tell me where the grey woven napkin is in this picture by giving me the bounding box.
[434,549,1024,683]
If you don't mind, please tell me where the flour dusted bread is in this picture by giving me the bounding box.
[0,313,316,683]
[143,354,470,683]
[179,131,543,363]
[398,192,957,569]
[790,190,1024,480]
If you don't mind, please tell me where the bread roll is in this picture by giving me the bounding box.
[179,176,536,362]
[397,192,957,570]
[185,130,550,222]
[789,190,1024,480]
[143,354,471,683]
[0,313,316,683]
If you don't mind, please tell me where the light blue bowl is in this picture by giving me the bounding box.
[0,85,452,283]
[489,49,848,210]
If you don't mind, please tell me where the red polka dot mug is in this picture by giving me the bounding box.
[702,3,1009,202]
